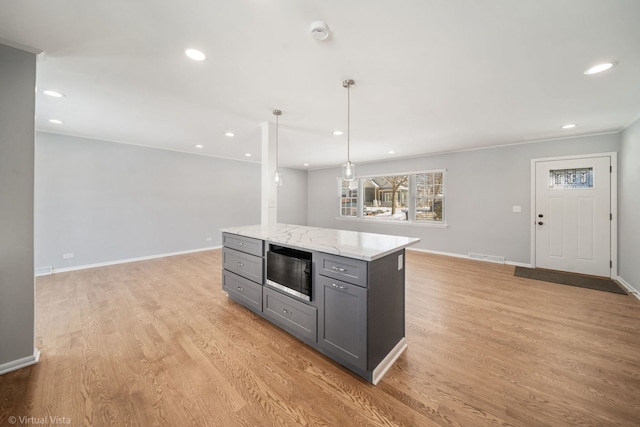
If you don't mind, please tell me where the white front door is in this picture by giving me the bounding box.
[534,156,611,277]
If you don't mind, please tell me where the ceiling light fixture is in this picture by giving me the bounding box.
[43,90,65,98]
[185,48,206,61]
[341,79,356,182]
[245,153,252,157]
[561,124,576,129]
[309,21,330,40]
[195,144,204,148]
[333,130,343,136]
[303,163,309,166]
[273,109,283,187]
[48,119,63,124]
[388,150,395,154]
[225,132,234,137]
[584,62,615,75]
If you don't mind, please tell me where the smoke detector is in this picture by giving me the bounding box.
[309,21,330,40]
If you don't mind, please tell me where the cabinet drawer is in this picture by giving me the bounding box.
[223,248,264,283]
[317,253,368,287]
[223,270,262,313]
[223,233,264,257]
[263,288,317,343]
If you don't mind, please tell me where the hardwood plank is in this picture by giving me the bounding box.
[1,249,639,426]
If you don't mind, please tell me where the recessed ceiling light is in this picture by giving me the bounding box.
[303,163,309,166]
[185,48,206,61]
[48,119,63,124]
[333,130,343,136]
[43,90,65,98]
[195,144,204,148]
[388,150,395,154]
[561,124,576,129]
[244,153,252,157]
[225,132,234,137]
[584,62,615,75]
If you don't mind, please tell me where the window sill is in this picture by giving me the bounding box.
[335,216,449,228]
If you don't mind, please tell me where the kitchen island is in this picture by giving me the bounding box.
[220,223,420,384]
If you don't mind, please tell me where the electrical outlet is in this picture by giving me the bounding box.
[206,237,212,242]
[512,206,522,213]
[63,253,74,259]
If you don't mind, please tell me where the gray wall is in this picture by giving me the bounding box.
[307,133,620,265]
[0,44,36,367]
[277,167,308,226]
[619,118,640,290]
[35,133,308,270]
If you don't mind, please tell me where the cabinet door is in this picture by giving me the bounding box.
[317,275,367,371]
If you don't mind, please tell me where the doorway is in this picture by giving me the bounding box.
[531,153,617,278]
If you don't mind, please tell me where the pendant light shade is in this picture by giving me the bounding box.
[342,79,355,182]
[273,109,283,187]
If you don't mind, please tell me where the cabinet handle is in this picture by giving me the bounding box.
[237,242,244,246]
[331,266,347,272]
[237,262,244,266]
[237,286,244,292]
[332,283,347,290]
[282,309,290,315]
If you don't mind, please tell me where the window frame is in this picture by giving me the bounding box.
[336,169,447,227]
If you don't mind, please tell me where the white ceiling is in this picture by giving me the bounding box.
[1,0,639,169]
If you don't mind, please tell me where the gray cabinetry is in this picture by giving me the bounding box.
[316,275,367,371]
[220,227,411,385]
[223,233,264,257]
[317,253,367,288]
[223,247,263,284]
[222,270,262,312]
[263,287,317,344]
[222,233,264,315]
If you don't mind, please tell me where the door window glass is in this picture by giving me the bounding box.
[549,168,593,189]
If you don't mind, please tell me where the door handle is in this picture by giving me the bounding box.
[538,214,543,218]
[538,221,543,225]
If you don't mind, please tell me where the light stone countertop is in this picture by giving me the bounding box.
[221,223,420,261]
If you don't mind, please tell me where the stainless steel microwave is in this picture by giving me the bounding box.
[266,245,312,301]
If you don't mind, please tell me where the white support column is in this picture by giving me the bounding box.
[261,120,277,226]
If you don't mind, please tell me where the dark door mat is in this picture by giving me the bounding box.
[514,266,626,294]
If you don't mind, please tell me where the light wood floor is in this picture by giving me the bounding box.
[1,250,640,426]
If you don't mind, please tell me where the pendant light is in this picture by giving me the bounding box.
[273,109,283,187]
[341,79,356,182]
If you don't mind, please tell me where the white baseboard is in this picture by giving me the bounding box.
[0,348,40,375]
[372,338,407,385]
[35,266,53,277]
[617,276,640,300]
[48,246,222,274]
[406,247,532,268]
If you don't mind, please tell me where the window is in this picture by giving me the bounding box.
[339,180,358,217]
[363,176,409,221]
[415,172,444,222]
[338,169,446,224]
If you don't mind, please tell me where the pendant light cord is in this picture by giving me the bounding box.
[273,109,281,169]
[347,82,350,163]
